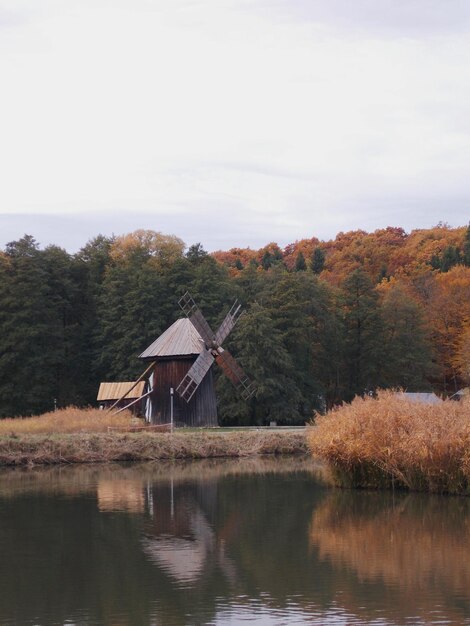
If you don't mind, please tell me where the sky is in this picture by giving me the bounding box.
[0,0,469,252]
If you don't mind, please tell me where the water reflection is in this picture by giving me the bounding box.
[0,459,469,625]
[310,490,470,624]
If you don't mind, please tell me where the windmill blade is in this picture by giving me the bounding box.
[178,291,215,346]
[215,348,256,400]
[176,349,215,403]
[215,300,243,346]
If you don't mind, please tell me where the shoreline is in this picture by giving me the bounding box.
[0,430,309,467]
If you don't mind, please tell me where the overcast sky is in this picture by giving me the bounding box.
[0,0,469,252]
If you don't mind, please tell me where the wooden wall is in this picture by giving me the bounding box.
[149,357,218,427]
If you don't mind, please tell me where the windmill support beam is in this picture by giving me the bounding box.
[112,389,153,415]
[106,361,155,413]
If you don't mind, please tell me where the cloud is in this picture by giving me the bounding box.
[258,0,470,37]
[0,0,469,251]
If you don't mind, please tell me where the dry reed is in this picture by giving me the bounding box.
[0,406,134,434]
[307,390,470,494]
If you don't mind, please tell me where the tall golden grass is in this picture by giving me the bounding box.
[307,390,470,494]
[0,407,134,434]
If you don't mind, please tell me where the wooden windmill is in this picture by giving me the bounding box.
[135,292,255,427]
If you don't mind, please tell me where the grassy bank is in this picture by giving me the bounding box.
[307,391,470,495]
[0,408,308,465]
[0,431,308,466]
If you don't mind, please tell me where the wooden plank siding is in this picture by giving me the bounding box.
[149,357,218,427]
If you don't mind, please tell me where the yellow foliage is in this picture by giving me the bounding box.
[109,229,185,266]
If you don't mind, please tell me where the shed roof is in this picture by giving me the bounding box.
[139,318,204,359]
[395,392,442,405]
[97,381,146,402]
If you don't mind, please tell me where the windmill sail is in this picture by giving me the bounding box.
[215,348,256,400]
[176,349,215,402]
[178,292,215,345]
[215,300,242,345]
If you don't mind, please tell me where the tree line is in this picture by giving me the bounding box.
[0,224,469,423]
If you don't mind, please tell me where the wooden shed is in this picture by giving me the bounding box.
[97,381,146,414]
[139,318,218,427]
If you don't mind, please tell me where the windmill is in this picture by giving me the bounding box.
[175,292,255,403]
[116,292,255,427]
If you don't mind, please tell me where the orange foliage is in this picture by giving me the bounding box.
[320,227,407,284]
[426,266,470,383]
[391,224,466,274]
[211,247,258,271]
[282,237,320,270]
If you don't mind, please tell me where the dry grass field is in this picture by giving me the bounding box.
[307,390,470,494]
[0,407,134,435]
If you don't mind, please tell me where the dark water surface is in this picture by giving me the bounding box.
[0,457,470,626]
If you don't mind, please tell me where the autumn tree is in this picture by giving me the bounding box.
[426,266,470,393]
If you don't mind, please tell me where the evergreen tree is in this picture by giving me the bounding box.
[261,250,273,270]
[217,303,303,425]
[264,273,324,417]
[380,285,435,390]
[0,237,67,416]
[74,235,114,401]
[440,245,461,272]
[186,243,208,263]
[342,268,385,398]
[311,247,325,274]
[294,252,307,271]
[463,223,470,267]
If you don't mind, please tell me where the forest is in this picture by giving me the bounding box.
[0,223,469,424]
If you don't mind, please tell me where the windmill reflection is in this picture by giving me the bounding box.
[141,477,238,588]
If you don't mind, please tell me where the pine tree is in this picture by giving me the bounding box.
[294,252,307,271]
[217,303,303,425]
[261,251,273,270]
[0,237,64,416]
[380,285,435,390]
[463,223,470,267]
[342,268,385,398]
[264,272,331,416]
[186,243,208,263]
[440,245,461,272]
[311,247,326,274]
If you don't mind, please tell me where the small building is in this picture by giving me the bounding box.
[449,388,470,401]
[394,392,442,405]
[139,318,218,427]
[97,381,146,414]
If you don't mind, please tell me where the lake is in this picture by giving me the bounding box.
[0,457,469,625]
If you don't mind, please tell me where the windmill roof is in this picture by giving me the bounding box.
[97,381,146,401]
[139,318,204,359]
